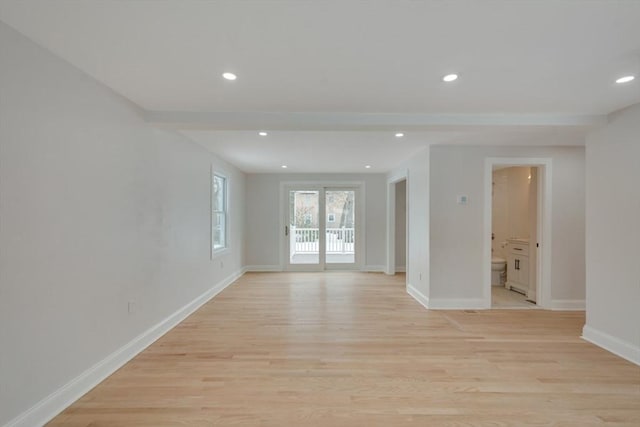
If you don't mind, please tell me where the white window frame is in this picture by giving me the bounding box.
[211,170,229,258]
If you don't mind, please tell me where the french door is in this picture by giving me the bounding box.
[284,185,360,271]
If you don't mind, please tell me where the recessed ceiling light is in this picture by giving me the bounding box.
[616,75,635,84]
[222,72,237,81]
[281,165,288,169]
[395,132,404,138]
[442,73,458,82]
[365,165,372,169]
[258,131,268,136]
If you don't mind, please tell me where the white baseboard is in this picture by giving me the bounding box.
[245,265,385,273]
[244,265,283,272]
[549,299,586,311]
[395,266,406,272]
[428,298,487,310]
[407,284,429,310]
[4,269,245,427]
[582,325,640,366]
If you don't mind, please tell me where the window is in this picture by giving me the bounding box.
[212,173,227,254]
[327,213,336,223]
[304,213,312,226]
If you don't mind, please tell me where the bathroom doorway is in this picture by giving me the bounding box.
[483,158,552,309]
[491,166,537,308]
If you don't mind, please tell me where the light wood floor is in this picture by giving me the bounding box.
[49,272,640,426]
[492,286,537,309]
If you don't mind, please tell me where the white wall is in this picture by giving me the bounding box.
[430,145,585,306]
[0,22,245,426]
[245,173,386,270]
[395,179,407,269]
[583,103,640,364]
[506,167,531,239]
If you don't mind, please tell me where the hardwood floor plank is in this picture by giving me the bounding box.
[48,272,640,426]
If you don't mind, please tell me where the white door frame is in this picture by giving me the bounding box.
[281,181,364,271]
[483,158,552,309]
[386,170,409,275]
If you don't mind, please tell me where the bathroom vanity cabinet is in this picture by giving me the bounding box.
[506,239,529,295]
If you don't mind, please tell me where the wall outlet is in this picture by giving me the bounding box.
[419,273,422,281]
[128,301,136,314]
[457,195,469,205]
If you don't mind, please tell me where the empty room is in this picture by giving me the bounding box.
[1,1,639,426]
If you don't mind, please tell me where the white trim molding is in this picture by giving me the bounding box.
[407,284,429,310]
[363,265,385,272]
[4,269,245,427]
[428,298,486,310]
[582,325,640,366]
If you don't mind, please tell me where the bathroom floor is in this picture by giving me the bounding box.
[492,286,537,309]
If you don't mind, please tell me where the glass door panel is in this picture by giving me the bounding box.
[325,190,355,264]
[288,190,321,266]
[284,185,359,271]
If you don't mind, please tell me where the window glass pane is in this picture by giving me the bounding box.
[325,190,355,264]
[213,212,225,249]
[289,190,320,265]
[212,173,227,253]
[213,175,225,212]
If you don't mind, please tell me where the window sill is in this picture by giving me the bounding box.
[212,247,229,259]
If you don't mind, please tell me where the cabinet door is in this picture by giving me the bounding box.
[519,255,529,287]
[512,257,521,284]
[507,255,517,286]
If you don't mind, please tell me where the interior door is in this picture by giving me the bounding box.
[284,186,359,271]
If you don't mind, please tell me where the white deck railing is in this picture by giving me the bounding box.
[291,227,355,254]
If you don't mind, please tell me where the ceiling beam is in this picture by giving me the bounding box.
[143,111,606,131]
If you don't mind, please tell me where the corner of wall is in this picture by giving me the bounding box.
[4,269,246,427]
[407,284,429,310]
[582,324,640,366]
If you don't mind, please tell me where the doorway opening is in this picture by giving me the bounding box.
[491,166,538,308]
[386,173,409,289]
[394,179,407,273]
[393,179,408,287]
[484,158,552,309]
[283,184,362,271]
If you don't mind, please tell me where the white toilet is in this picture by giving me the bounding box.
[491,257,506,286]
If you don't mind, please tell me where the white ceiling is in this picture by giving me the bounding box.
[1,0,639,172]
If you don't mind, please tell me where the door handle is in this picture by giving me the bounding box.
[285,226,289,236]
